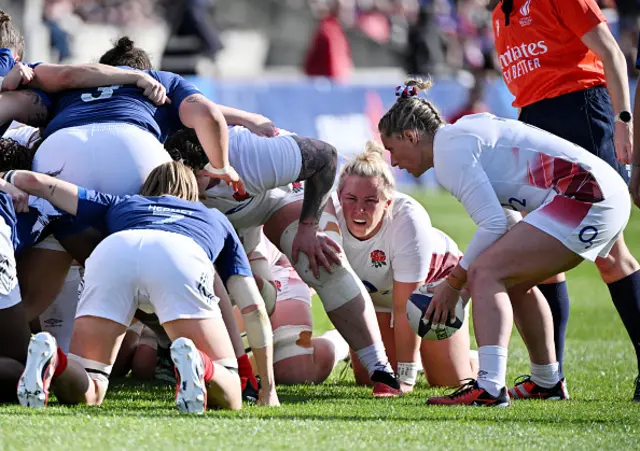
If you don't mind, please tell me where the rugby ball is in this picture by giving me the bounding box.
[406,283,465,340]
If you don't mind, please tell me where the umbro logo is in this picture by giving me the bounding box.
[519,0,532,26]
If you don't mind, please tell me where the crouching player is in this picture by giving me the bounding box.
[335,142,477,391]
[3,162,279,411]
[241,227,350,384]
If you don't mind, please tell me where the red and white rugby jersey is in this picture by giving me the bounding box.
[492,0,606,108]
[336,192,461,311]
[433,113,626,270]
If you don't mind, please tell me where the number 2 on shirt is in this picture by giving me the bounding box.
[501,197,527,212]
[81,85,121,103]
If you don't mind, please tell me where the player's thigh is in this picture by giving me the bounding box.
[420,318,473,387]
[163,317,236,363]
[468,222,584,293]
[270,299,313,331]
[17,248,73,320]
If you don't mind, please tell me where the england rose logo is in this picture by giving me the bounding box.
[370,250,387,268]
[291,182,304,193]
[275,280,282,291]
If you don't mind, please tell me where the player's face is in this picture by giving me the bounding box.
[194,169,210,195]
[381,132,426,177]
[339,175,392,240]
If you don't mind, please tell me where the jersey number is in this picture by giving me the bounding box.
[501,197,527,211]
[81,86,121,103]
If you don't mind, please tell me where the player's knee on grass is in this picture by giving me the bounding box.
[311,338,337,383]
[131,327,158,381]
[65,354,112,406]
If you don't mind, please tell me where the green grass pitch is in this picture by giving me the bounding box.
[1,190,639,450]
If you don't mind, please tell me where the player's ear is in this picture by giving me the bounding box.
[403,129,418,144]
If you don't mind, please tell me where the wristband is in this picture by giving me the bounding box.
[204,163,231,176]
[3,170,16,184]
[397,362,419,386]
[445,278,462,293]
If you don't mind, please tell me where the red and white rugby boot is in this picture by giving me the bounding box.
[427,379,511,407]
[371,370,402,398]
[17,332,59,408]
[170,337,207,414]
[509,375,569,400]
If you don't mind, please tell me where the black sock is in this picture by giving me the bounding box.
[607,270,640,374]
[537,282,571,379]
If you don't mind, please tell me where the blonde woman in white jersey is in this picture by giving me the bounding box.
[378,80,633,406]
[335,143,476,391]
[238,228,350,384]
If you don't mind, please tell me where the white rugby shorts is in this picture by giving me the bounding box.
[33,123,172,251]
[524,190,631,262]
[0,219,20,310]
[76,229,221,326]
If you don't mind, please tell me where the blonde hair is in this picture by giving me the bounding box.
[0,11,24,60]
[378,77,445,138]
[338,140,395,201]
[140,161,199,202]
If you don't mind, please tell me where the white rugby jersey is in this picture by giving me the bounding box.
[336,192,461,310]
[2,124,39,147]
[433,113,627,270]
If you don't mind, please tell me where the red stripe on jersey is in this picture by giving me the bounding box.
[527,154,604,203]
[426,252,462,283]
[538,195,591,228]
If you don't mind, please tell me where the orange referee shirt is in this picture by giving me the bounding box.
[492,0,607,108]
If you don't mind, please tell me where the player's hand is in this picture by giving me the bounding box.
[0,179,28,212]
[257,387,280,407]
[614,121,633,165]
[205,165,246,196]
[136,74,170,106]
[425,281,460,327]
[291,222,342,278]
[1,63,34,92]
[630,169,640,209]
[245,114,278,137]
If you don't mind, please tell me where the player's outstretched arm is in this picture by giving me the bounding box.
[0,169,79,215]
[3,63,169,106]
[290,136,342,277]
[216,105,277,137]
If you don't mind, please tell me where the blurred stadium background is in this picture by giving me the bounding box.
[1,0,638,187]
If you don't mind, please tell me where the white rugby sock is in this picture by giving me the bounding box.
[477,346,508,397]
[355,343,393,376]
[530,362,560,388]
[320,329,350,368]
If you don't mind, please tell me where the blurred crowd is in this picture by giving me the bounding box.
[304,0,640,79]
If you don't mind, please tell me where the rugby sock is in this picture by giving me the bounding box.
[608,270,640,372]
[237,353,258,389]
[198,350,215,383]
[537,282,570,378]
[477,346,507,397]
[53,347,68,378]
[530,362,560,388]
[320,329,350,368]
[355,343,393,377]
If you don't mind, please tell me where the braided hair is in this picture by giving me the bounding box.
[378,78,446,139]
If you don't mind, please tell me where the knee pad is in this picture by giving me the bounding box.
[273,325,314,363]
[68,353,112,385]
[279,213,367,312]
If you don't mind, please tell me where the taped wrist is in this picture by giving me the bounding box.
[397,362,419,386]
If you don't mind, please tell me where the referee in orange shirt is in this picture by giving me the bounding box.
[490,0,640,402]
